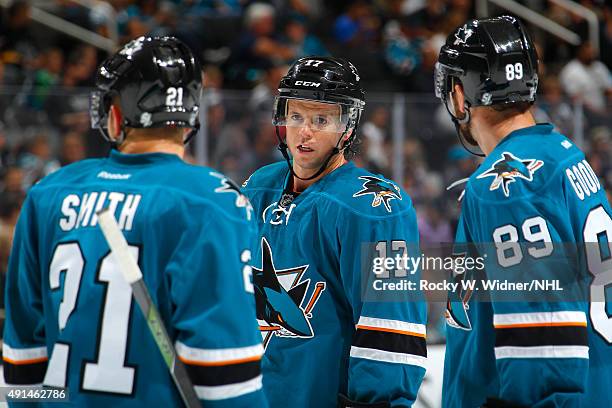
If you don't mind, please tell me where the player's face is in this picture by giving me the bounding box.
[284,99,348,177]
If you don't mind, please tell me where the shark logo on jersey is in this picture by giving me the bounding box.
[210,172,254,220]
[445,252,476,330]
[477,152,544,197]
[253,238,326,349]
[353,176,402,212]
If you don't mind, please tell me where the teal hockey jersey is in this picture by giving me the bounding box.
[242,161,427,407]
[443,124,612,407]
[3,150,267,407]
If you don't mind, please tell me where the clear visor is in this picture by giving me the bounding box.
[273,96,355,133]
[434,62,463,100]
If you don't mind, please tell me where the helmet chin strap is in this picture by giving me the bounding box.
[274,125,350,182]
[183,123,200,145]
[445,96,484,158]
[96,126,125,150]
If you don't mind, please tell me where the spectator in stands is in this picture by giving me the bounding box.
[0,0,36,74]
[281,13,328,60]
[201,64,226,154]
[29,48,64,110]
[0,191,24,278]
[0,60,7,117]
[559,42,612,123]
[0,121,11,170]
[533,76,574,137]
[187,0,244,17]
[226,2,294,88]
[212,112,254,174]
[150,1,179,37]
[361,106,390,172]
[45,47,95,133]
[333,1,380,47]
[59,131,86,166]
[74,45,98,86]
[407,0,447,34]
[1,166,25,194]
[587,126,612,187]
[383,18,424,78]
[248,61,288,124]
[440,0,473,35]
[251,121,278,170]
[418,200,453,244]
[18,134,60,188]
[600,4,612,69]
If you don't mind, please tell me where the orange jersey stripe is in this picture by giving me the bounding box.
[356,325,426,338]
[259,325,281,332]
[3,356,48,365]
[495,322,587,329]
[179,354,261,367]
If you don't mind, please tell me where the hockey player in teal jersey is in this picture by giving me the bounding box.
[242,57,427,407]
[435,16,612,407]
[2,36,267,407]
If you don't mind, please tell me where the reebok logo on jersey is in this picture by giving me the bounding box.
[253,238,326,349]
[477,152,544,197]
[97,171,131,180]
[353,176,402,212]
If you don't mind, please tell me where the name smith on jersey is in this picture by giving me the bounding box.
[59,191,142,231]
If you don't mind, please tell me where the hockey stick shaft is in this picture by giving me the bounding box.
[96,208,201,408]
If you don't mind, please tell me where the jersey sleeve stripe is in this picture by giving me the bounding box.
[494,322,587,328]
[178,354,261,367]
[495,326,588,348]
[356,316,426,336]
[2,356,48,365]
[493,311,587,327]
[184,359,261,387]
[194,374,263,401]
[494,345,589,359]
[356,325,426,338]
[3,361,48,384]
[352,329,426,358]
[350,346,427,368]
[175,341,263,365]
[2,344,48,363]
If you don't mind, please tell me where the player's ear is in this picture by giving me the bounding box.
[450,82,467,119]
[107,104,123,140]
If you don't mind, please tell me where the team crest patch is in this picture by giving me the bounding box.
[476,152,544,197]
[353,176,402,212]
[254,238,326,349]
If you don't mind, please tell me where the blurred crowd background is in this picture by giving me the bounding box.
[0,0,611,342]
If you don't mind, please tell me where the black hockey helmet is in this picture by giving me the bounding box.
[272,56,366,180]
[90,36,201,144]
[434,15,539,110]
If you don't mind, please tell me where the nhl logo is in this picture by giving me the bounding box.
[279,193,295,208]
